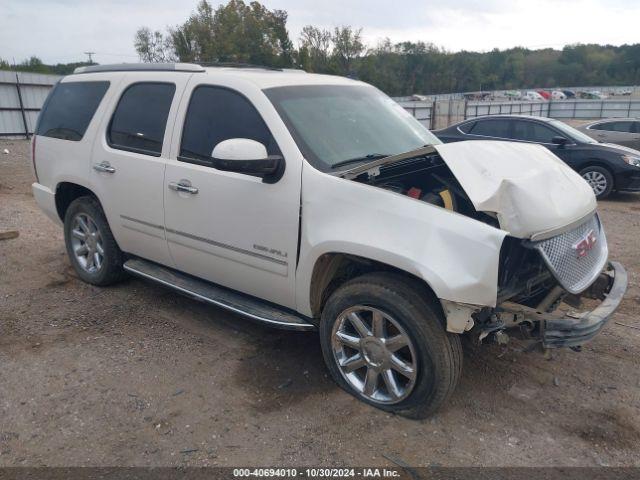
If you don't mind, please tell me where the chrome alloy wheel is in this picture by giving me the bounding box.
[582,170,608,196]
[70,213,104,274]
[331,306,418,404]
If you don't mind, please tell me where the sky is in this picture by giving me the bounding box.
[1,0,640,64]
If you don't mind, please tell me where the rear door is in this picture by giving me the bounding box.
[90,73,191,267]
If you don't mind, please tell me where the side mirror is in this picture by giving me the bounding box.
[211,138,284,180]
[551,136,568,146]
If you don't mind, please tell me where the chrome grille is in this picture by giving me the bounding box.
[533,214,608,294]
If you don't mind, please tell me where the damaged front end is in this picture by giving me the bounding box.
[340,140,627,349]
[481,218,627,349]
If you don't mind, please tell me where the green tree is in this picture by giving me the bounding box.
[134,27,174,62]
[299,25,332,72]
[160,0,293,66]
[331,26,364,75]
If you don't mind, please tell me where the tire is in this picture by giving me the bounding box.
[319,272,463,419]
[63,195,126,286]
[580,165,614,199]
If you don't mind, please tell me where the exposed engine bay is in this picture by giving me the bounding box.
[353,152,501,229]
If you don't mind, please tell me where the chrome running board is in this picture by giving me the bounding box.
[123,258,316,331]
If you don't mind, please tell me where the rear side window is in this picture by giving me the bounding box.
[108,82,176,156]
[468,119,511,139]
[179,86,279,164]
[36,81,109,141]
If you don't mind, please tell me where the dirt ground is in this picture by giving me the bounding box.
[1,139,639,467]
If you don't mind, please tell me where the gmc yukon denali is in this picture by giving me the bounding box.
[31,63,627,418]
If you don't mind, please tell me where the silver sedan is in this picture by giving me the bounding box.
[578,118,640,149]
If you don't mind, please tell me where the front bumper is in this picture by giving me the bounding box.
[543,261,626,347]
[499,261,627,348]
[615,171,640,192]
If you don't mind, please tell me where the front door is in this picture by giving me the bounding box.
[163,80,301,308]
[91,73,191,267]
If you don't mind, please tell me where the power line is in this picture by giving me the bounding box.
[84,51,96,63]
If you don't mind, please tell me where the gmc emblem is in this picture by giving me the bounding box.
[572,230,597,259]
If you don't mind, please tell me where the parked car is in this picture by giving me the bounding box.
[577,118,640,150]
[520,90,545,101]
[551,90,566,100]
[503,90,521,99]
[562,89,576,99]
[433,115,640,198]
[579,90,607,100]
[464,92,492,101]
[536,89,551,100]
[31,64,626,418]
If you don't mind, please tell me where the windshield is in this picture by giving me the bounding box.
[264,84,441,171]
[549,119,597,144]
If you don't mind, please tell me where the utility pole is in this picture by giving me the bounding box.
[84,51,95,64]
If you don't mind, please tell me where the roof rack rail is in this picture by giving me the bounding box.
[199,61,283,71]
[73,63,205,74]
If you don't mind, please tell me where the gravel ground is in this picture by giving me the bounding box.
[1,139,639,467]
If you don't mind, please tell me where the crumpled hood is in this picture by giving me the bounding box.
[434,140,597,239]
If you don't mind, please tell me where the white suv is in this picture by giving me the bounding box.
[31,63,626,418]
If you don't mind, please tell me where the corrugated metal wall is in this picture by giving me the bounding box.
[0,71,60,137]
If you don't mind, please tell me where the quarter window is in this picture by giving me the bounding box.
[36,81,109,141]
[108,82,175,156]
[458,121,476,134]
[179,86,279,164]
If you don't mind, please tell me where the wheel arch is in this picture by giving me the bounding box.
[578,161,616,191]
[55,181,101,221]
[307,252,443,321]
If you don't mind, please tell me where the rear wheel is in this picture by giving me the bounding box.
[580,166,613,199]
[319,272,462,418]
[63,196,126,285]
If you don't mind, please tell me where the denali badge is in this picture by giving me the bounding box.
[572,230,597,259]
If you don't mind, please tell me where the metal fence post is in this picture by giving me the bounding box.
[14,72,30,139]
[431,99,436,129]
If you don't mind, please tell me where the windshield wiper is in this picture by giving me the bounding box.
[331,153,390,169]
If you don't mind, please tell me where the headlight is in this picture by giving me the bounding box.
[622,154,640,167]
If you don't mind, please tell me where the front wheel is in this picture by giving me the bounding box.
[319,272,462,418]
[580,166,614,199]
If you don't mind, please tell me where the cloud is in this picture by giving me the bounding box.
[0,0,638,64]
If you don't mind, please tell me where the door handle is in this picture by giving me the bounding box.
[93,162,116,173]
[168,181,199,194]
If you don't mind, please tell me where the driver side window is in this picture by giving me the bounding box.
[511,120,557,143]
[179,86,280,165]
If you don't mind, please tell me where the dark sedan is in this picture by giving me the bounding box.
[433,115,640,198]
